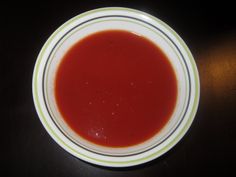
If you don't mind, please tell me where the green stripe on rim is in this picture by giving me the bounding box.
[32,7,200,167]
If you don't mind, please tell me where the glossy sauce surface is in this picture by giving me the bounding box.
[55,30,177,147]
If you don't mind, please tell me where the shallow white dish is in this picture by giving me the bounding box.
[32,7,200,167]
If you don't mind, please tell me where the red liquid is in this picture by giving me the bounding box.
[55,30,177,147]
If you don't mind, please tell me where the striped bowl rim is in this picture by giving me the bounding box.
[32,7,200,167]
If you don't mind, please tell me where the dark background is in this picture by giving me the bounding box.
[4,1,236,177]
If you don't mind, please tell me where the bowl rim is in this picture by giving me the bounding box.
[32,7,200,167]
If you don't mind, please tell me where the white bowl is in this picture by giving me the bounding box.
[32,7,200,167]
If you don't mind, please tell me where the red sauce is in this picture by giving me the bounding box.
[55,30,177,147]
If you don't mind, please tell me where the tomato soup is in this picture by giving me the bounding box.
[55,30,177,147]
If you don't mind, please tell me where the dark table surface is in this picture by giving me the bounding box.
[4,1,236,177]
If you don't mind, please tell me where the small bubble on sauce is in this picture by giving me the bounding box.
[102,100,105,103]
[116,103,119,107]
[130,82,134,86]
[88,127,107,140]
[111,112,115,115]
[85,81,89,85]
[89,102,92,105]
